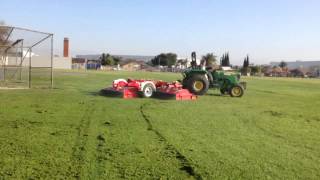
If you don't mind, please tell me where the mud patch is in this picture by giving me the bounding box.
[313,117,320,122]
[257,90,276,94]
[97,134,105,142]
[264,110,284,117]
[35,109,48,114]
[27,120,43,125]
[104,121,112,126]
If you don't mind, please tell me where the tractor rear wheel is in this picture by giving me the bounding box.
[187,75,209,95]
[229,85,244,97]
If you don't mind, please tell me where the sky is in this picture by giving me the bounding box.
[1,0,320,65]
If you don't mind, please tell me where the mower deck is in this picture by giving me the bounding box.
[101,79,197,100]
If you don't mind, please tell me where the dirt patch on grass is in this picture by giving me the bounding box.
[263,110,284,117]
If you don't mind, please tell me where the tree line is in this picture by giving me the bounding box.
[99,51,289,75]
[100,53,122,66]
[150,52,224,67]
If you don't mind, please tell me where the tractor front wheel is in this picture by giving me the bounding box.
[187,75,209,95]
[229,85,244,97]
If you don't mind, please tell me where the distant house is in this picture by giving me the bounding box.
[72,58,101,70]
[86,60,101,69]
[308,69,320,78]
[289,68,308,77]
[262,66,289,77]
[72,58,86,69]
[120,60,145,71]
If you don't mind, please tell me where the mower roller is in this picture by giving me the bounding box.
[101,79,197,100]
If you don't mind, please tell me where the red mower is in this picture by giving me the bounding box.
[101,79,197,100]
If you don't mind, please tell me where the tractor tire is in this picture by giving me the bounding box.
[142,83,155,98]
[229,85,244,97]
[187,75,209,95]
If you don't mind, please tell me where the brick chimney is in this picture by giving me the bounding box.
[63,38,69,57]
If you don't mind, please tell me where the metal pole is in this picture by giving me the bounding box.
[29,49,32,88]
[20,40,23,81]
[30,34,52,48]
[4,52,6,85]
[15,46,18,66]
[3,27,14,44]
[50,35,53,88]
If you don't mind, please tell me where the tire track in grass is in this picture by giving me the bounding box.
[94,131,112,179]
[70,102,94,179]
[95,133,107,178]
[140,102,203,180]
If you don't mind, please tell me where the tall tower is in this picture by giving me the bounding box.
[63,38,69,57]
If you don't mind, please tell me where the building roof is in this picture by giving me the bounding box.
[72,58,86,63]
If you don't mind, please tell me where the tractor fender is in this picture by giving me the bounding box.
[206,73,213,84]
[139,81,156,92]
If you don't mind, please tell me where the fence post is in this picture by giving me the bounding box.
[29,48,32,88]
[50,35,53,88]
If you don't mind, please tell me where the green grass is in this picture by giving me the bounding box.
[1,70,320,179]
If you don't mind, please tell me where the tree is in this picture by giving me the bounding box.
[241,55,251,75]
[201,53,217,66]
[279,61,287,69]
[177,59,188,66]
[251,66,261,75]
[166,53,177,67]
[105,54,114,65]
[100,53,121,66]
[100,53,106,65]
[113,56,122,65]
[151,53,177,67]
[243,55,249,68]
[227,53,230,66]
[0,21,11,62]
[221,52,230,67]
[0,21,9,46]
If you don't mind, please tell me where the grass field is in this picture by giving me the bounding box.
[1,70,320,179]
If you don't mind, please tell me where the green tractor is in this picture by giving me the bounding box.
[182,52,246,97]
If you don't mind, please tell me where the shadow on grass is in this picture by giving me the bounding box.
[86,90,123,98]
[206,93,230,97]
[85,90,178,101]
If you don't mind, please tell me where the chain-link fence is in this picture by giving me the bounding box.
[0,26,53,89]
